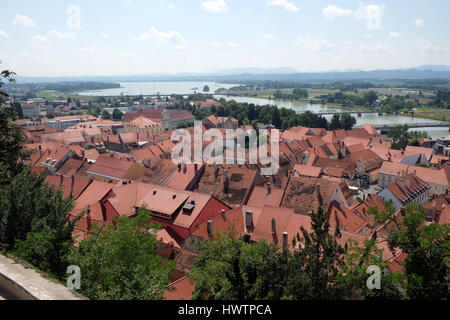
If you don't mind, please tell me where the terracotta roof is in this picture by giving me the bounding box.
[293,164,322,178]
[386,174,430,204]
[307,136,327,148]
[406,166,450,186]
[251,206,312,248]
[346,143,366,154]
[328,202,368,234]
[379,161,409,175]
[163,277,195,300]
[369,138,392,149]
[438,205,450,225]
[362,124,379,136]
[131,148,160,162]
[72,180,113,214]
[44,175,92,199]
[123,109,195,123]
[405,146,433,161]
[191,205,261,239]
[246,182,285,208]
[313,157,355,176]
[323,166,344,178]
[281,176,339,215]
[125,116,161,128]
[57,158,84,176]
[348,149,383,170]
[346,128,371,140]
[87,155,134,180]
[194,165,261,206]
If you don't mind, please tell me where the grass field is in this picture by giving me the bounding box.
[412,109,450,121]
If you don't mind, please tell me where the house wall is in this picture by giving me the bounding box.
[377,188,403,211]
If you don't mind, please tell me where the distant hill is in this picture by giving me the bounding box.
[415,65,450,72]
[15,65,450,83]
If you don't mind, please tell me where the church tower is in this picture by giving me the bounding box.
[161,109,172,131]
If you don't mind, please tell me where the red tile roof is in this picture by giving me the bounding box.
[87,155,134,180]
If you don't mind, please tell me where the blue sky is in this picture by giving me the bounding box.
[0,0,449,76]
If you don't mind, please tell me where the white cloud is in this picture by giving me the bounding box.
[267,0,299,12]
[323,5,352,19]
[415,18,424,27]
[0,30,9,39]
[322,3,385,30]
[417,38,446,54]
[133,27,184,43]
[100,32,111,39]
[263,34,273,40]
[364,33,373,38]
[297,37,333,51]
[227,42,239,47]
[168,4,176,9]
[12,15,36,27]
[358,42,391,52]
[29,34,49,47]
[388,32,400,40]
[202,0,228,14]
[47,30,75,39]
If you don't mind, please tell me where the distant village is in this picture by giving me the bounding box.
[10,93,450,299]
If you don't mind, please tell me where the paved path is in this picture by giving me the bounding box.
[0,254,84,300]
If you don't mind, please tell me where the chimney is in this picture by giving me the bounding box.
[183,163,187,174]
[86,205,92,230]
[282,232,289,250]
[316,184,322,204]
[267,182,272,195]
[178,163,181,172]
[245,211,253,229]
[413,170,416,178]
[214,165,220,180]
[194,163,198,172]
[223,169,228,183]
[271,218,276,235]
[223,177,229,194]
[207,220,213,235]
[221,209,226,219]
[371,231,377,240]
[70,174,75,198]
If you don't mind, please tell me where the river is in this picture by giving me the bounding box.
[76,82,448,139]
[214,95,449,140]
[77,81,238,96]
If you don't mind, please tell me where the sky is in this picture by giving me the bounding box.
[0,0,449,77]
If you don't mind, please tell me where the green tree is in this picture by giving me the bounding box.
[102,109,111,120]
[189,231,285,300]
[203,85,210,92]
[329,114,342,130]
[112,108,123,120]
[69,210,175,300]
[0,70,30,177]
[0,168,79,278]
[386,203,449,300]
[389,124,409,150]
[341,113,357,130]
[285,207,346,300]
